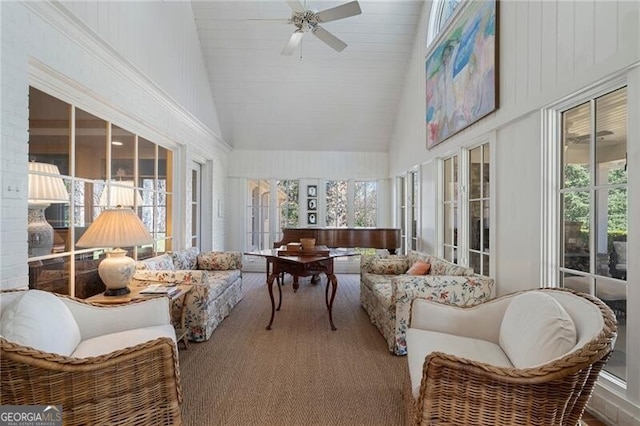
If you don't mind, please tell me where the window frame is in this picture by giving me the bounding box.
[542,76,630,392]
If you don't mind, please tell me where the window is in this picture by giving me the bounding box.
[442,156,459,263]
[468,144,490,275]
[410,171,419,251]
[247,179,270,251]
[427,0,464,47]
[190,163,201,248]
[398,176,407,254]
[27,87,173,298]
[441,142,492,270]
[326,180,348,227]
[276,180,299,240]
[558,87,628,381]
[354,181,377,227]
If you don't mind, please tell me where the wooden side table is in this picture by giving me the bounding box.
[86,284,193,349]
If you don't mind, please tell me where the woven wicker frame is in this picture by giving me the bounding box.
[404,288,618,426]
[0,293,183,426]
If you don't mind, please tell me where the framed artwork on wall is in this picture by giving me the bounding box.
[425,0,498,149]
[307,212,317,225]
[307,198,317,211]
[307,185,317,197]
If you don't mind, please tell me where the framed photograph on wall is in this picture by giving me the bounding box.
[307,198,317,211]
[307,185,317,197]
[307,212,317,225]
[425,0,498,149]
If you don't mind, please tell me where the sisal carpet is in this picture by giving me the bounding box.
[179,272,407,426]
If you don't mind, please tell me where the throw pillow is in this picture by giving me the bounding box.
[198,252,240,270]
[172,247,199,270]
[370,258,409,275]
[499,291,577,369]
[0,290,81,356]
[406,261,431,275]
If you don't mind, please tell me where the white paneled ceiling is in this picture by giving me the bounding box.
[191,0,424,152]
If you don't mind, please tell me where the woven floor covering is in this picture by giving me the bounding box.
[179,272,407,426]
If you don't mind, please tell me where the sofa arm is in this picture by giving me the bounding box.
[197,251,242,270]
[390,274,495,355]
[133,269,206,285]
[63,297,172,340]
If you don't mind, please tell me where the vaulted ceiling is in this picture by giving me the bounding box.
[191,1,424,152]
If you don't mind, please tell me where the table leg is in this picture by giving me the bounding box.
[292,275,300,292]
[326,273,338,331]
[266,272,278,330]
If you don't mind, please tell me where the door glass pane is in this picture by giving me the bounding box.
[562,192,590,272]
[483,202,490,252]
[483,143,490,196]
[595,278,627,381]
[444,205,454,245]
[595,87,627,185]
[562,102,591,189]
[596,188,627,280]
[469,200,481,251]
[469,147,481,199]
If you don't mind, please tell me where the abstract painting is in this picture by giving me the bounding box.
[425,0,498,149]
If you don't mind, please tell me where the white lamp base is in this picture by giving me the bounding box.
[98,248,135,296]
[28,204,53,257]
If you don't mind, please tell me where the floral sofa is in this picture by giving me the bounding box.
[132,248,242,342]
[360,251,494,355]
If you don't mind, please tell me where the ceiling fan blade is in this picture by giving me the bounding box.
[246,18,290,26]
[312,26,347,52]
[281,30,304,55]
[316,1,362,23]
[286,0,305,13]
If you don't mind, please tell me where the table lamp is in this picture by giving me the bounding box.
[28,162,69,257]
[76,207,153,296]
[99,181,143,208]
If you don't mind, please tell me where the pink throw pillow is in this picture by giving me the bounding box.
[407,261,431,275]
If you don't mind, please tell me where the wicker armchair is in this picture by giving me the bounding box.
[0,290,183,425]
[404,288,617,426]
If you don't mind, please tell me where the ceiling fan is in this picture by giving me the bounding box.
[279,0,362,55]
[566,130,613,144]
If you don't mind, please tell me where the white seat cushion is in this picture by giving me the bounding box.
[72,324,176,358]
[0,290,81,356]
[499,291,577,368]
[406,328,513,399]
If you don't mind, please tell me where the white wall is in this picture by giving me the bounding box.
[388,0,640,423]
[390,0,639,295]
[0,1,228,289]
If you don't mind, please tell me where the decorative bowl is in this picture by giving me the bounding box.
[300,238,316,251]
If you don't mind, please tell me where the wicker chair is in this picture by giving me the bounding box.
[0,289,183,425]
[404,288,617,426]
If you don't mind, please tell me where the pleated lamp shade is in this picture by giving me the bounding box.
[76,207,153,296]
[99,181,144,208]
[28,162,69,204]
[77,207,152,249]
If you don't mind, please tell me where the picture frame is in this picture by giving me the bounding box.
[425,0,498,149]
[307,185,317,197]
[307,212,317,225]
[307,198,317,211]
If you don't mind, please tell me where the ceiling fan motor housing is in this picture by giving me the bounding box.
[291,11,319,32]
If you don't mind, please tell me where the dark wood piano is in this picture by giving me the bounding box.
[274,228,401,254]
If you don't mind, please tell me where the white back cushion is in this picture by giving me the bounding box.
[0,290,81,356]
[499,291,577,368]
